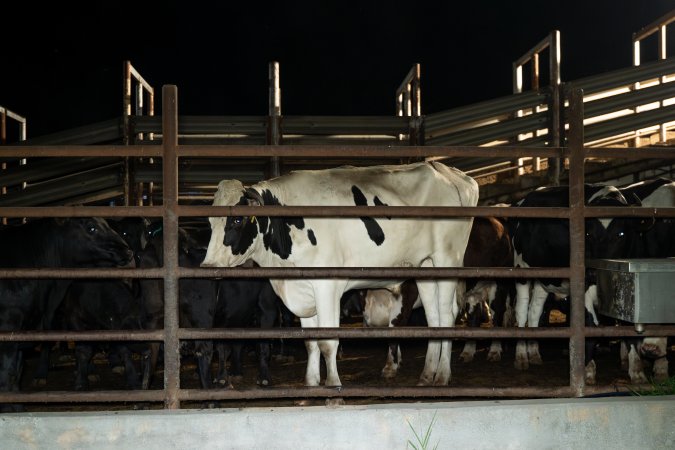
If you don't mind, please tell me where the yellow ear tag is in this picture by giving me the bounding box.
[250,216,257,224]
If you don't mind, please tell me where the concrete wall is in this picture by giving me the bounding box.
[1,396,673,450]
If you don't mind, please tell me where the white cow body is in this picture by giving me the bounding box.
[202,162,478,387]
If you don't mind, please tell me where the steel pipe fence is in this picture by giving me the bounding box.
[0,85,674,408]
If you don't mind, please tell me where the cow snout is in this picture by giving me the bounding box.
[639,343,663,359]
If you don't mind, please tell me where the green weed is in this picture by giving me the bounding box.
[628,376,675,396]
[406,411,439,450]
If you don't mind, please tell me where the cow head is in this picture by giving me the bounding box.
[202,180,260,267]
[59,217,134,268]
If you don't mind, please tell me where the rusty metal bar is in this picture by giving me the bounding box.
[175,205,573,218]
[0,266,570,280]
[0,383,653,404]
[567,88,586,397]
[632,9,675,42]
[0,205,163,218]
[2,324,674,343]
[162,86,181,409]
[0,145,163,158]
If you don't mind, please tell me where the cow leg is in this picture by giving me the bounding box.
[415,278,441,386]
[641,337,668,382]
[313,283,342,387]
[487,340,503,362]
[417,274,458,386]
[381,342,401,379]
[514,280,531,370]
[139,345,152,390]
[146,342,161,389]
[214,342,233,388]
[584,285,600,385]
[627,341,648,384]
[229,343,244,379]
[119,345,141,390]
[32,344,51,387]
[300,316,322,387]
[620,340,629,370]
[256,287,278,387]
[194,340,214,390]
[525,282,548,366]
[74,343,94,390]
[460,340,476,363]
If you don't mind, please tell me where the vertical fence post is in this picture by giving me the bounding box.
[567,88,586,397]
[268,62,282,178]
[549,30,562,186]
[162,85,181,409]
[123,62,132,206]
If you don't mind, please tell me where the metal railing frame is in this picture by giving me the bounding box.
[1,86,675,409]
[632,9,675,144]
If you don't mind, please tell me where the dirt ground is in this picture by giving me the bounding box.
[17,320,669,413]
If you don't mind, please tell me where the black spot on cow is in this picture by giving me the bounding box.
[307,229,317,246]
[257,189,305,259]
[223,195,260,256]
[351,185,385,246]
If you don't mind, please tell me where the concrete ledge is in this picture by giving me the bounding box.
[1,396,674,449]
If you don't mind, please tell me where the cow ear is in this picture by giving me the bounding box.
[245,187,264,206]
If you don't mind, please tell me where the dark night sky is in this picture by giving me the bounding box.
[1,0,674,138]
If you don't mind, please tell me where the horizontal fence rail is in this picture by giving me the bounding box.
[0,85,674,409]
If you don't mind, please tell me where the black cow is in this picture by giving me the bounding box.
[509,184,630,384]
[212,270,282,388]
[136,225,219,390]
[604,178,675,383]
[0,217,133,411]
[52,280,150,391]
[30,217,154,390]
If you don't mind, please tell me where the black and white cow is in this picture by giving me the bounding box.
[202,162,479,387]
[509,184,630,384]
[604,178,675,383]
[0,217,133,411]
[362,216,515,377]
[458,215,516,363]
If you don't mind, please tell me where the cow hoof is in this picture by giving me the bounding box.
[215,378,234,389]
[514,359,529,371]
[585,360,597,385]
[529,354,543,365]
[417,374,434,386]
[459,352,474,363]
[88,374,100,383]
[32,378,47,387]
[381,369,397,379]
[486,352,501,362]
[629,372,649,384]
[257,378,271,387]
[325,397,345,407]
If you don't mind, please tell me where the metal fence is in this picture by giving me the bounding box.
[1,86,675,410]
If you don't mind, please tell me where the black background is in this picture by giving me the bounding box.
[1,0,673,138]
